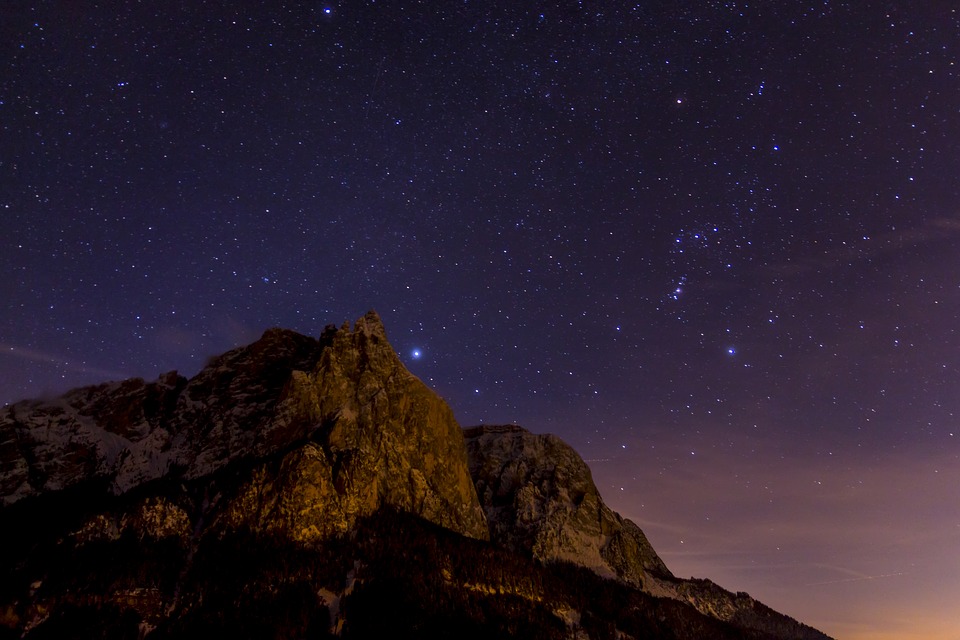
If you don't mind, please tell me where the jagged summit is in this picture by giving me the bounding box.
[0,313,831,640]
[462,423,527,437]
[351,308,390,338]
[464,424,672,587]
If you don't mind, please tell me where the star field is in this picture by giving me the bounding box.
[2,3,959,638]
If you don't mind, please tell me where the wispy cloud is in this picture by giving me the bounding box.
[759,213,960,278]
[805,572,904,587]
[0,343,130,380]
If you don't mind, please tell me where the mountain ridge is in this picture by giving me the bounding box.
[0,312,832,640]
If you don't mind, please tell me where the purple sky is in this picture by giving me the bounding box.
[3,3,958,637]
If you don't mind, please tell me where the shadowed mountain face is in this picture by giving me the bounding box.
[464,425,830,640]
[464,424,672,586]
[0,313,831,640]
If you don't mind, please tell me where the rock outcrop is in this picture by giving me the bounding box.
[465,424,671,587]
[215,313,488,541]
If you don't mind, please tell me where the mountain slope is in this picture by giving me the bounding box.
[465,424,671,586]
[465,425,830,640]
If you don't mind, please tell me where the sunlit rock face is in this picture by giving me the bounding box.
[216,312,489,542]
[0,311,488,542]
[464,424,671,587]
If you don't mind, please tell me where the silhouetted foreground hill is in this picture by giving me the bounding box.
[0,312,831,640]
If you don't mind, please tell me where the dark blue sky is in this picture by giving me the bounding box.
[3,3,958,637]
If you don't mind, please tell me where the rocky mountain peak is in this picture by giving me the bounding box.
[219,311,489,542]
[465,424,672,587]
[353,309,389,338]
[465,424,831,640]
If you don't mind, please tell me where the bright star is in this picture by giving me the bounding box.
[411,349,422,359]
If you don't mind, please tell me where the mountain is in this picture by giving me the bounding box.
[0,312,832,639]
[465,424,671,587]
[465,425,830,640]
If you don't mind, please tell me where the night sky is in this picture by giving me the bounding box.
[3,2,959,637]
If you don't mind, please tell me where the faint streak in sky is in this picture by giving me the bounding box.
[0,343,129,381]
[805,572,904,586]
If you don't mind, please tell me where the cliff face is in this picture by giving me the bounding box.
[214,313,488,542]
[0,312,487,542]
[464,424,671,587]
